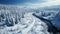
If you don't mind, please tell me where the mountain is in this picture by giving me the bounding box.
[0,4,60,34]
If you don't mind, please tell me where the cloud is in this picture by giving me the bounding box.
[0,0,60,8]
[21,0,60,8]
[39,0,60,7]
[45,0,55,1]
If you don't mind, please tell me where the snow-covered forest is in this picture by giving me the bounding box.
[0,5,60,34]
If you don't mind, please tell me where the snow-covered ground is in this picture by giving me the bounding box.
[0,12,50,34]
[0,5,60,34]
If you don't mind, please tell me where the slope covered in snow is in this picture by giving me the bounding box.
[0,5,50,34]
[0,12,50,34]
[0,5,60,34]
